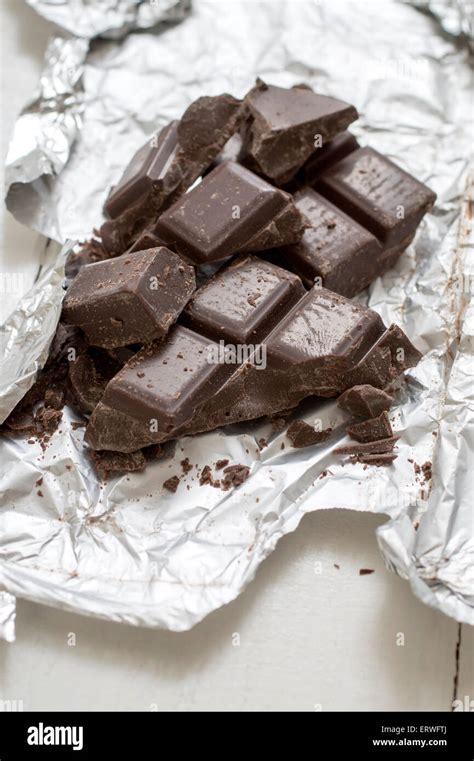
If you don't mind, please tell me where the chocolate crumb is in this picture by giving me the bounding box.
[359,568,374,575]
[35,477,43,487]
[37,490,43,497]
[421,461,432,481]
[334,563,340,570]
[180,457,193,474]
[257,437,267,450]
[163,475,180,493]
[215,459,229,470]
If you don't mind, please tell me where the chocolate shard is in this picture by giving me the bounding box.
[337,384,394,418]
[347,410,393,443]
[334,436,399,455]
[104,121,181,220]
[62,247,196,348]
[155,161,306,264]
[181,255,305,343]
[287,420,332,448]
[300,131,360,185]
[239,79,358,184]
[355,452,397,466]
[278,187,384,296]
[316,146,436,245]
[346,323,422,388]
[101,95,243,254]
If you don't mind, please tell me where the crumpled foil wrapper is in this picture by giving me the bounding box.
[1,0,472,639]
[26,0,192,39]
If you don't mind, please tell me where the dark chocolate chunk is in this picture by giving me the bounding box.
[215,458,229,470]
[347,410,393,443]
[62,247,196,348]
[287,420,332,448]
[359,568,375,575]
[337,384,394,418]
[301,131,360,185]
[317,147,436,245]
[240,79,358,184]
[86,326,232,451]
[105,122,181,219]
[334,436,399,455]
[156,161,305,264]
[182,255,305,343]
[279,187,383,296]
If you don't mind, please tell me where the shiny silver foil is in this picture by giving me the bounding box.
[1,0,472,639]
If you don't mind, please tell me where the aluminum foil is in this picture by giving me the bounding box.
[1,0,473,639]
[26,0,192,39]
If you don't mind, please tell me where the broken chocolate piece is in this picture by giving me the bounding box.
[180,457,193,474]
[104,122,181,220]
[62,247,195,348]
[317,147,436,245]
[156,161,305,264]
[337,384,393,419]
[346,324,422,389]
[182,255,304,343]
[347,410,393,443]
[279,187,384,296]
[334,436,399,455]
[287,420,332,448]
[240,79,358,184]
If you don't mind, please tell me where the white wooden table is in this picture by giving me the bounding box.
[0,0,472,712]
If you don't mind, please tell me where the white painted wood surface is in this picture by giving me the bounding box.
[0,0,471,712]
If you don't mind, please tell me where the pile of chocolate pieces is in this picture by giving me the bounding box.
[3,80,436,478]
